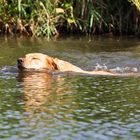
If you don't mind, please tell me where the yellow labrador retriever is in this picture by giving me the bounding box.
[17,53,114,75]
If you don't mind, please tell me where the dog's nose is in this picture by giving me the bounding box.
[17,58,23,64]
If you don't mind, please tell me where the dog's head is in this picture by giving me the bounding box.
[17,53,58,70]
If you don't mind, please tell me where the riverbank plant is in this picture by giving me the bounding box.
[0,0,139,38]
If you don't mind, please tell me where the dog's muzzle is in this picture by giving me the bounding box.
[17,58,24,69]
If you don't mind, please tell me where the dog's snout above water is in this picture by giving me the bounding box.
[17,58,24,69]
[17,58,24,64]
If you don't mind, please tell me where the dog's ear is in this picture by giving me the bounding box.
[46,57,59,70]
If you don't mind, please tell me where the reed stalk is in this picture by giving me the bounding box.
[129,0,140,11]
[0,0,139,37]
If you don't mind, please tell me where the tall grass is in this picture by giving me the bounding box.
[0,0,139,38]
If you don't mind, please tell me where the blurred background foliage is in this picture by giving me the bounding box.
[0,0,140,38]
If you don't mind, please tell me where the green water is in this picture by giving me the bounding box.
[0,36,140,139]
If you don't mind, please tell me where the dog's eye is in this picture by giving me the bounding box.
[32,58,39,60]
[31,58,41,64]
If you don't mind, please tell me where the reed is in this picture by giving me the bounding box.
[0,0,139,38]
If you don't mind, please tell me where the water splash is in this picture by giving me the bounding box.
[95,63,138,73]
[95,63,108,71]
[0,66,18,75]
[110,67,138,73]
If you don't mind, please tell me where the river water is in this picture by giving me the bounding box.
[0,36,140,139]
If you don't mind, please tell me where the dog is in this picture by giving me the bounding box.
[17,53,115,75]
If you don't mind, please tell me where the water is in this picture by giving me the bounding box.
[0,36,140,139]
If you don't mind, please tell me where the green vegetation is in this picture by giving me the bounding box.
[0,0,140,38]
